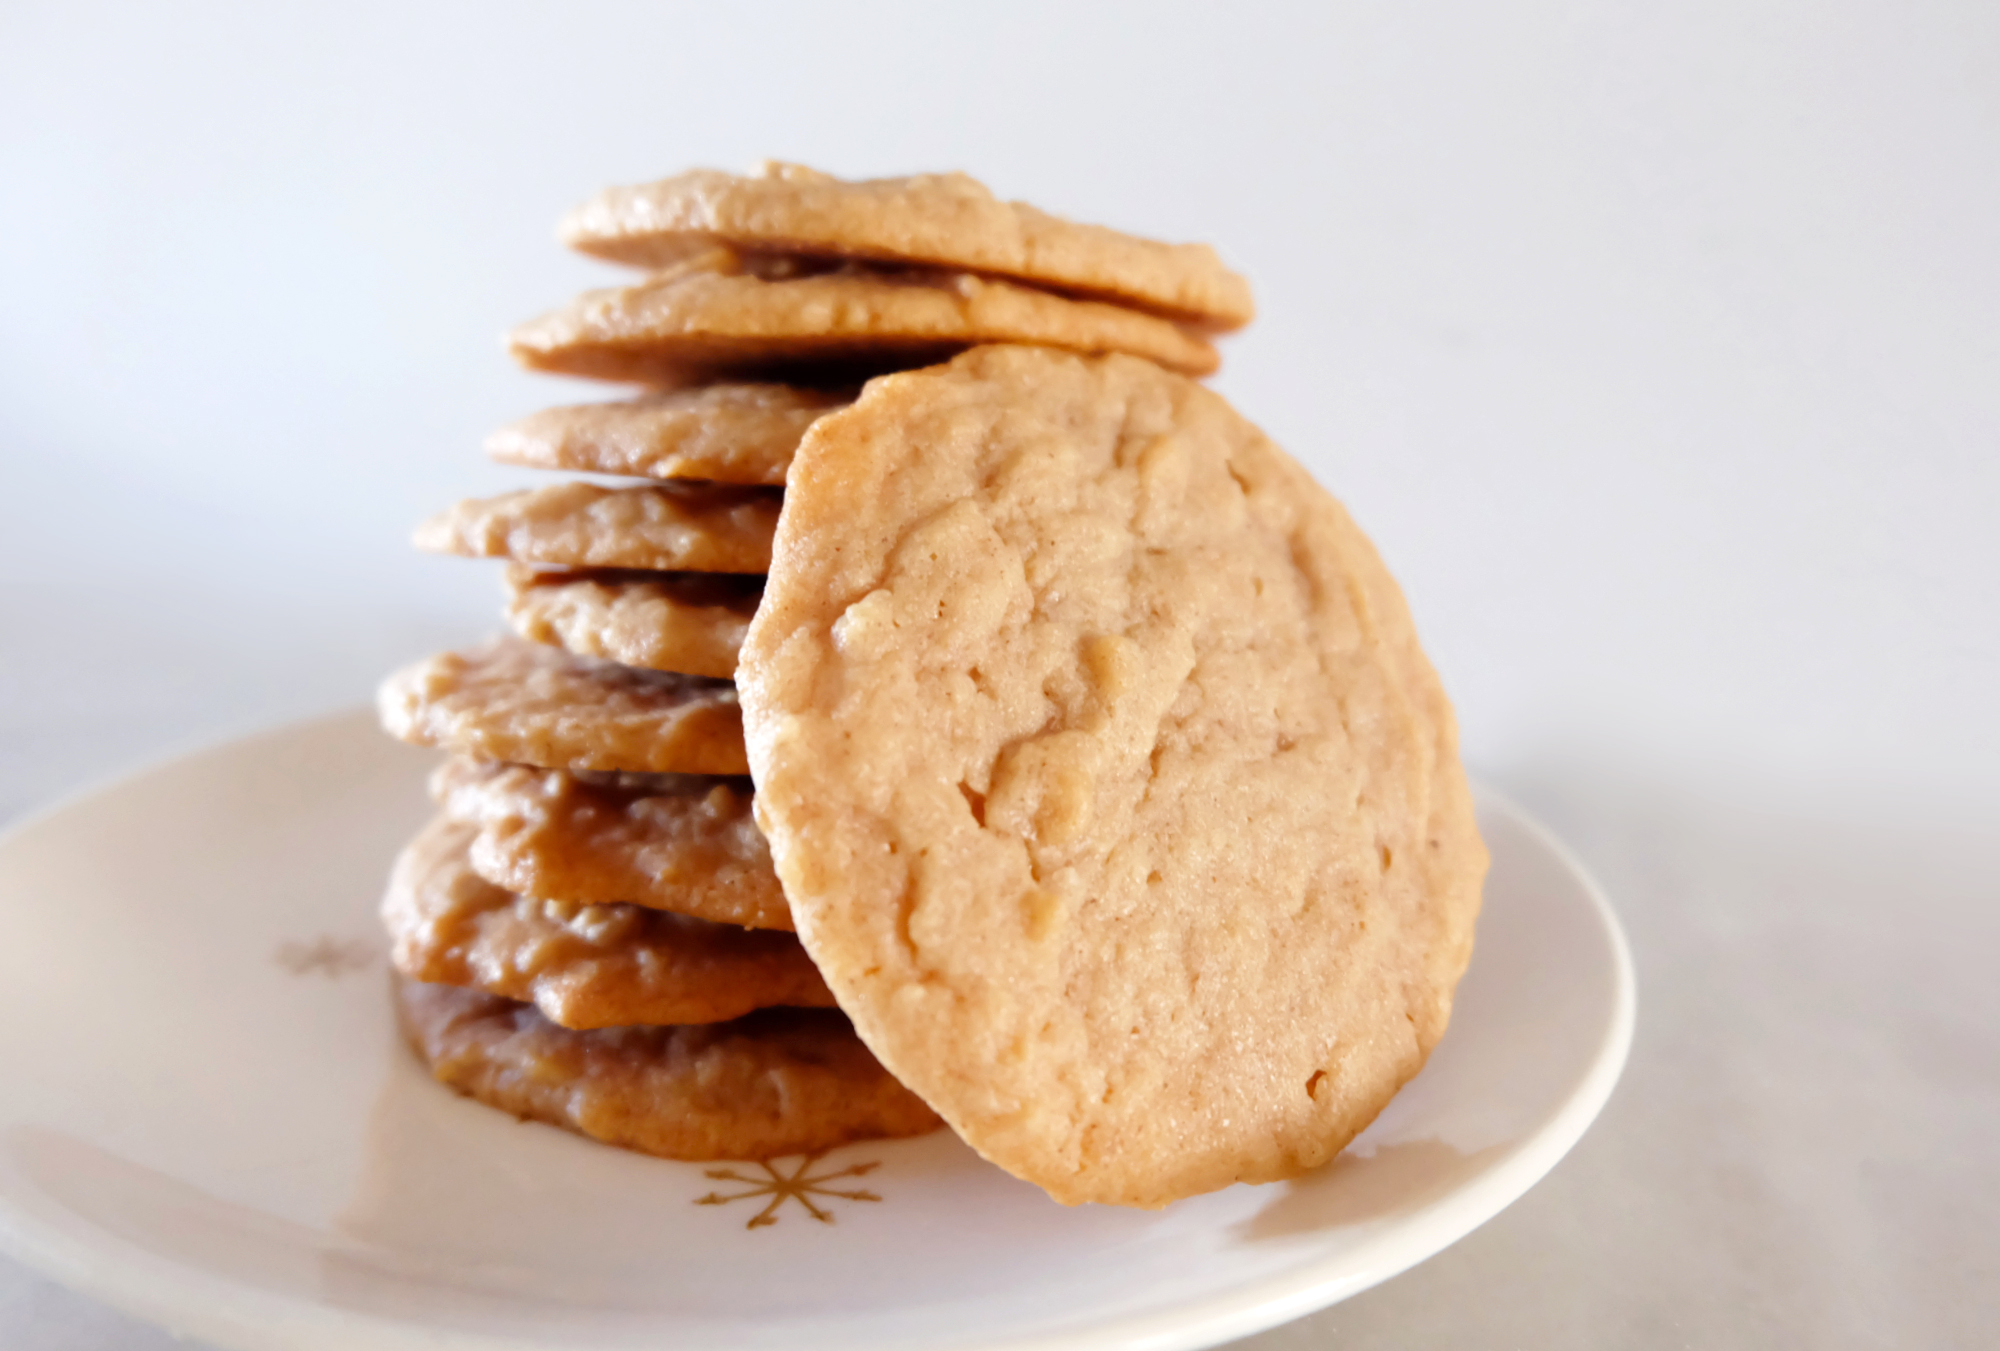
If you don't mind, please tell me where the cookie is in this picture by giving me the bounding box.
[384,816,830,1029]
[508,247,1219,387]
[414,481,779,574]
[486,384,849,486]
[429,757,791,931]
[379,636,746,775]
[504,565,759,680]
[559,162,1254,329]
[394,975,942,1162]
[739,346,1486,1208]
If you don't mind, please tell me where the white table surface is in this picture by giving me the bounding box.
[2,2,1994,1347]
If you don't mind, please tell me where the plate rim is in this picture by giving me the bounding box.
[0,708,1635,1351]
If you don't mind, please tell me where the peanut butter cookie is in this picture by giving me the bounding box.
[504,566,759,680]
[486,384,849,485]
[379,636,746,775]
[415,481,778,574]
[508,248,1218,386]
[394,976,941,1161]
[739,346,1485,1208]
[384,816,829,1028]
[560,162,1253,329]
[430,757,790,931]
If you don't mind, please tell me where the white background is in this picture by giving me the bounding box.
[2,1,1994,1346]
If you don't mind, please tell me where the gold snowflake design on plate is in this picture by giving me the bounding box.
[695,1151,883,1228]
[274,935,375,978]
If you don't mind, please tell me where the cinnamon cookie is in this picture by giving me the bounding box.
[739,346,1486,1208]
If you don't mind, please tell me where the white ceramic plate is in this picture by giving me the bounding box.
[0,709,1631,1351]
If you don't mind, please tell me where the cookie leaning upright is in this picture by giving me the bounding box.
[367,159,1489,1190]
[739,347,1487,1207]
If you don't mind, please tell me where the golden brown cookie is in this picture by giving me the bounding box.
[508,247,1218,386]
[739,346,1486,1208]
[504,566,759,680]
[379,636,746,775]
[560,162,1254,329]
[394,975,942,1161]
[414,481,779,574]
[429,758,791,931]
[486,384,850,486]
[383,816,830,1029]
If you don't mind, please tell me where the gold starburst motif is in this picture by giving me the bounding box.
[695,1152,883,1229]
[274,935,375,978]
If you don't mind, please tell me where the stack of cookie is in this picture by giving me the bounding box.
[376,164,1257,1163]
